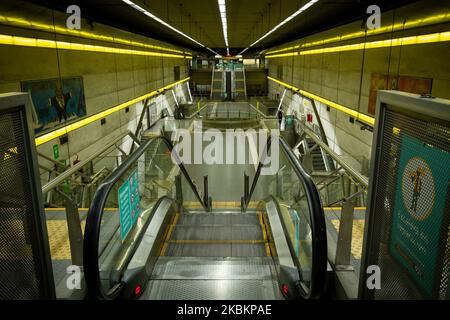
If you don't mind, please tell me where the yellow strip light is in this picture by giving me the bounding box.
[267,76,375,126]
[0,15,190,55]
[266,31,450,58]
[0,34,192,59]
[266,12,450,55]
[34,77,190,146]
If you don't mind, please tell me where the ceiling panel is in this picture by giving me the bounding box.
[26,0,421,56]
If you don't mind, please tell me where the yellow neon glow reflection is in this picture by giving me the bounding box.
[265,12,450,55]
[0,34,192,59]
[34,78,190,146]
[267,76,375,126]
[0,14,190,55]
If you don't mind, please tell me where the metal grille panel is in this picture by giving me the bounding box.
[0,109,50,299]
[364,107,450,300]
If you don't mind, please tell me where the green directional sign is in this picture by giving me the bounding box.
[390,133,450,298]
[118,168,141,240]
[53,144,59,160]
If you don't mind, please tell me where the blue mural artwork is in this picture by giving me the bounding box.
[21,77,87,134]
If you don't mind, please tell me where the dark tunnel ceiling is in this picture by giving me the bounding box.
[27,0,419,56]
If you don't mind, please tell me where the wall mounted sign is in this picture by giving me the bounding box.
[52,144,59,160]
[389,133,450,297]
[118,168,141,240]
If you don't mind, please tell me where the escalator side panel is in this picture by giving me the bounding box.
[120,198,178,299]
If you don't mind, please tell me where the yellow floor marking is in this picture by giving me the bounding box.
[183,202,202,209]
[323,207,366,211]
[330,219,365,259]
[159,213,179,256]
[265,243,271,257]
[258,214,268,242]
[159,242,169,257]
[257,212,272,257]
[46,220,86,260]
[45,208,118,211]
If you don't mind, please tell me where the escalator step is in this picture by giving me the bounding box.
[170,225,264,241]
[177,213,261,226]
[163,243,268,257]
[151,257,277,280]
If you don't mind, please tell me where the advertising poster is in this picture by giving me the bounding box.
[389,133,450,297]
[118,169,141,240]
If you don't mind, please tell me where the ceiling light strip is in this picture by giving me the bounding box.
[266,12,450,55]
[0,34,192,59]
[218,0,229,51]
[240,0,319,54]
[35,77,190,146]
[265,31,450,58]
[122,0,218,55]
[267,76,375,126]
[0,14,188,55]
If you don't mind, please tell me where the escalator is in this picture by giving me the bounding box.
[83,134,327,300]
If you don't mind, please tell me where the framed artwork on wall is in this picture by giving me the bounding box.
[368,73,433,115]
[21,76,87,134]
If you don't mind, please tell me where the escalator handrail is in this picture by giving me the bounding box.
[83,135,207,299]
[278,137,327,299]
[245,135,327,299]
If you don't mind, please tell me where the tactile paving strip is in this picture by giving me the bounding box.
[330,219,364,259]
[46,220,86,260]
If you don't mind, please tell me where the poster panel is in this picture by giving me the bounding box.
[21,77,87,134]
[389,133,450,297]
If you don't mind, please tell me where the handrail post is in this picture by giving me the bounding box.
[55,189,84,266]
[242,172,249,212]
[175,174,183,208]
[244,172,249,202]
[334,199,355,270]
[203,175,211,212]
[276,170,283,197]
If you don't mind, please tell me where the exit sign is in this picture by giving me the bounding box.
[53,144,59,160]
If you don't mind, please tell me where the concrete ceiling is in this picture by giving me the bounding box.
[28,0,419,56]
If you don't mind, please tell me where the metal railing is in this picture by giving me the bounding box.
[295,120,369,272]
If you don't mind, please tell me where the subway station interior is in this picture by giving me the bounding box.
[0,0,449,303]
